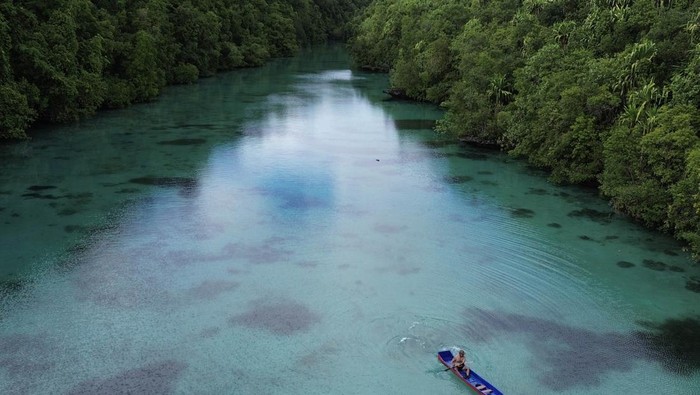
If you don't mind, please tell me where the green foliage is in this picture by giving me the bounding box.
[103,77,133,108]
[0,83,36,139]
[241,39,271,67]
[172,63,199,84]
[668,147,700,259]
[348,0,408,71]
[391,1,469,102]
[351,0,700,258]
[601,104,700,250]
[640,106,699,187]
[504,45,617,184]
[0,8,11,82]
[671,44,700,108]
[263,1,298,57]
[219,42,244,70]
[127,30,165,101]
[170,2,222,77]
[1,0,367,132]
[601,105,699,228]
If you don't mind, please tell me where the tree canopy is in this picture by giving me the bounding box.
[0,0,369,139]
[349,0,700,259]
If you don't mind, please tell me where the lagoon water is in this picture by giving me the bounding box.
[0,46,699,394]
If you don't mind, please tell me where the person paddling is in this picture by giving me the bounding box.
[452,349,470,378]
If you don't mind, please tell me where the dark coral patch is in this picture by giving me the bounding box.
[669,266,685,273]
[55,256,80,272]
[686,277,700,293]
[459,308,645,391]
[157,138,207,146]
[57,208,79,216]
[0,278,26,295]
[444,175,473,184]
[129,176,197,190]
[64,192,93,200]
[116,188,140,194]
[64,225,90,233]
[188,280,238,300]
[510,208,535,218]
[0,333,56,379]
[162,249,228,267]
[68,360,187,395]
[222,241,294,265]
[636,317,700,375]
[200,327,221,338]
[255,176,332,210]
[67,242,90,254]
[230,300,320,335]
[643,259,667,271]
[281,195,327,209]
[527,188,549,195]
[0,334,51,355]
[460,308,700,391]
[393,119,437,130]
[174,123,220,130]
[663,249,679,257]
[617,261,635,268]
[567,208,613,224]
[297,342,340,367]
[21,192,59,199]
[27,185,56,191]
[547,223,562,228]
[21,191,92,201]
[579,235,594,241]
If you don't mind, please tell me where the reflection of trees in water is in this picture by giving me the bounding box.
[460,308,700,391]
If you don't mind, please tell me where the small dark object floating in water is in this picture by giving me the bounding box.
[437,350,503,394]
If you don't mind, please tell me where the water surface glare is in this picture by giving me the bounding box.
[0,47,699,394]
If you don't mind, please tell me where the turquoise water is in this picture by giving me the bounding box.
[1,46,699,394]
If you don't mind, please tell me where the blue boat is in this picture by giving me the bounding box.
[437,350,504,395]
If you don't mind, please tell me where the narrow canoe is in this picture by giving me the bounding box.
[437,350,503,395]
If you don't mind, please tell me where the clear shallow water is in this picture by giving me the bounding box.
[0,46,699,394]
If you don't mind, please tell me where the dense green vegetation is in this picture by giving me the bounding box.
[350,0,700,259]
[0,0,368,140]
